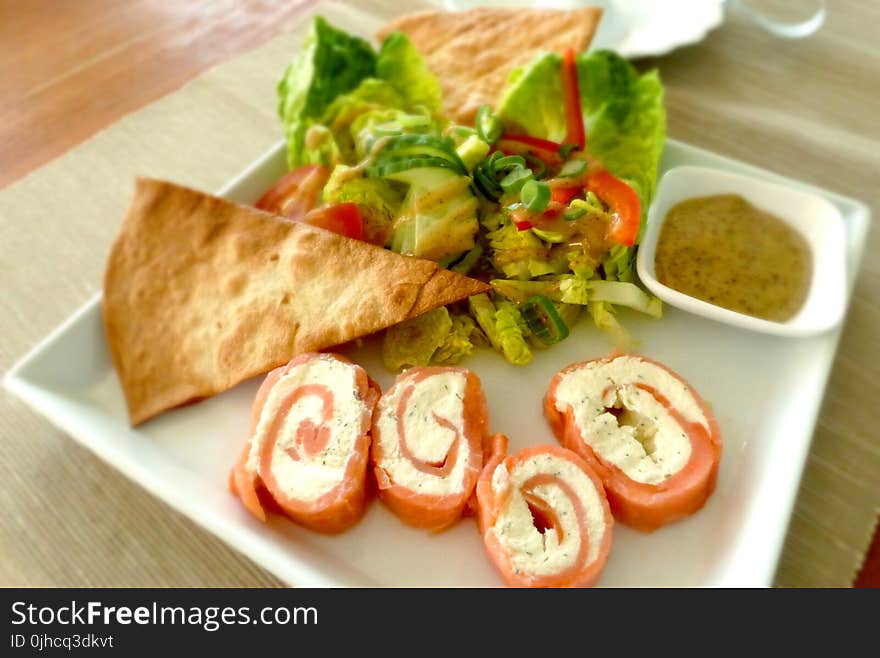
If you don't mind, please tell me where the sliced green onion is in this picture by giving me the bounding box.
[524,154,547,179]
[500,167,533,194]
[475,105,503,144]
[482,150,502,170]
[559,159,587,178]
[493,155,526,171]
[522,295,570,345]
[474,163,502,200]
[521,180,551,212]
[398,115,432,130]
[452,125,478,138]
[564,206,587,221]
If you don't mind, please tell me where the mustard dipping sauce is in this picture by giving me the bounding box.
[654,194,812,322]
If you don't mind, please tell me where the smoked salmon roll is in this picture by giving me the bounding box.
[476,435,613,588]
[545,354,722,532]
[371,366,489,531]
[229,353,380,534]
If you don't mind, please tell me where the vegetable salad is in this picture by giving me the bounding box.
[271,17,666,370]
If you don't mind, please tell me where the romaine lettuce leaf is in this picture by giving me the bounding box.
[558,278,662,317]
[382,307,452,371]
[496,54,565,142]
[602,243,635,283]
[317,81,409,164]
[376,31,443,115]
[382,307,476,369]
[433,313,477,365]
[278,17,377,167]
[278,20,442,168]
[469,294,532,365]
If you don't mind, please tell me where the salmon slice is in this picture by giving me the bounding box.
[371,366,489,531]
[229,353,380,534]
[476,436,613,588]
[545,354,723,532]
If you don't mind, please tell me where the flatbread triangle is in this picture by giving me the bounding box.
[103,178,490,425]
[377,6,603,124]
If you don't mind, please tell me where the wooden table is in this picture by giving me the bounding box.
[1,0,877,587]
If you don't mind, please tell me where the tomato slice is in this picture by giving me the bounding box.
[561,48,586,150]
[303,203,364,240]
[508,206,536,231]
[254,165,329,218]
[585,171,641,247]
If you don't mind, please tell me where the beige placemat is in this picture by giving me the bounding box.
[1,0,878,586]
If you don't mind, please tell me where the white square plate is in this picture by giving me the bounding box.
[5,136,869,587]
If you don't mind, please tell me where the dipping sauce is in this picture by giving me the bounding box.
[654,194,812,322]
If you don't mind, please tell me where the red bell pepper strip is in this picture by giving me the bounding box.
[561,48,586,150]
[585,171,641,247]
[497,135,564,166]
[550,184,581,205]
[500,134,563,153]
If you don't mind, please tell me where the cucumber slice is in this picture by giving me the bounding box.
[366,156,462,178]
[375,134,466,173]
[384,166,480,262]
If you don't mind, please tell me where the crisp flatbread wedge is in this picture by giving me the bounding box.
[377,6,603,124]
[103,178,490,426]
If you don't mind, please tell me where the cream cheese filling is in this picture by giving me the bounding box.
[374,370,472,496]
[553,356,709,485]
[247,357,367,502]
[489,452,606,577]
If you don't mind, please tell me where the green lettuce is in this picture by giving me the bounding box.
[376,32,443,114]
[491,276,661,318]
[278,17,376,167]
[278,19,443,168]
[433,313,478,365]
[382,307,453,371]
[469,294,532,365]
[602,244,635,283]
[317,81,408,164]
[382,308,476,370]
[558,278,662,317]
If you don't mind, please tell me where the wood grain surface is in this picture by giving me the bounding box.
[0,0,315,188]
[1,0,877,587]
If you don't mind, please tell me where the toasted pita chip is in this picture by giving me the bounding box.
[103,178,490,425]
[377,7,602,124]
